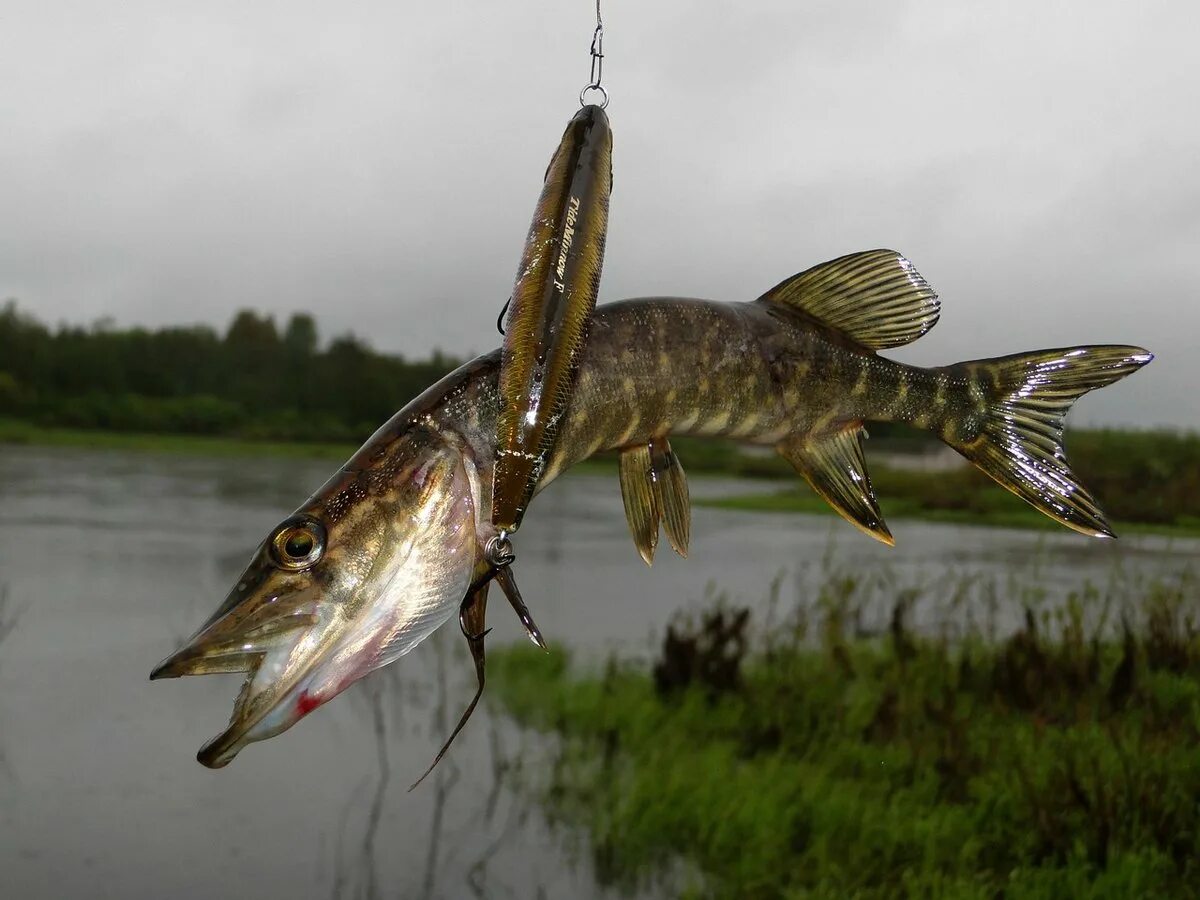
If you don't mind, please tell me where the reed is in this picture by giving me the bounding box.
[492,565,1200,899]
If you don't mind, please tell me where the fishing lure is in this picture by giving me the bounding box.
[487,103,612,557]
[406,103,613,787]
[409,4,617,787]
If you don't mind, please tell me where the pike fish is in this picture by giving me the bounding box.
[150,250,1152,770]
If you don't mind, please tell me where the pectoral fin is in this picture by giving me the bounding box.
[778,427,893,546]
[618,437,692,565]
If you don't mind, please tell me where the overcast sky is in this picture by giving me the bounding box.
[1,1,1196,428]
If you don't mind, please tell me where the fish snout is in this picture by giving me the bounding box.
[148,590,319,681]
[149,638,259,679]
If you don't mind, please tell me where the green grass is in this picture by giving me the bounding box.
[697,485,1200,539]
[673,428,1200,537]
[0,418,357,460]
[491,569,1200,899]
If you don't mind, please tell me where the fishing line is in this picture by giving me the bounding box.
[580,0,608,108]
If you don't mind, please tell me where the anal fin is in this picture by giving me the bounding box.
[778,427,893,546]
[618,437,691,565]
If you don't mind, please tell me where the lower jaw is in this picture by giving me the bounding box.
[197,665,307,769]
[196,697,305,768]
[197,728,242,768]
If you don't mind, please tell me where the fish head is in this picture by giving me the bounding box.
[151,426,480,768]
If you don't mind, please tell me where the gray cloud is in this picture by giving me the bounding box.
[1,0,1196,427]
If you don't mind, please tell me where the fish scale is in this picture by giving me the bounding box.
[421,300,921,492]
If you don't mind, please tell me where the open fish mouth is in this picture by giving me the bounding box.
[149,588,325,768]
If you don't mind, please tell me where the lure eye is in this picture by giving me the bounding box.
[270,517,326,571]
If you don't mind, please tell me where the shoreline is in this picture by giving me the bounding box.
[694,489,1200,540]
[0,419,357,461]
[3,420,1197,538]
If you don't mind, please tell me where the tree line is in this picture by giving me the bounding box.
[0,301,460,442]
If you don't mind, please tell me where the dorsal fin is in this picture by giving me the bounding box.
[778,426,893,546]
[756,250,939,350]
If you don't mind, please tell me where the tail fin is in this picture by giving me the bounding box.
[944,346,1152,537]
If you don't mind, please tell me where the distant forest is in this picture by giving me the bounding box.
[0,302,461,442]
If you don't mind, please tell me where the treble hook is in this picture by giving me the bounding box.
[408,582,491,790]
[409,531,548,789]
[484,531,546,650]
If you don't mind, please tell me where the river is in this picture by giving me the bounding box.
[0,445,1194,899]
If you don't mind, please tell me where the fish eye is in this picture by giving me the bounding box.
[269,517,326,571]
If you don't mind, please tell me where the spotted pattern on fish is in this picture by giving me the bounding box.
[348,299,947,521]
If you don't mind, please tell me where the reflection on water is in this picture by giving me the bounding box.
[326,640,534,900]
[0,445,1195,899]
[0,579,19,780]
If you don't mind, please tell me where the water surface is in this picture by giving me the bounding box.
[0,446,1193,899]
